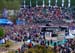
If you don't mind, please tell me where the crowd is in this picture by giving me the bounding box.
[4,6,74,42]
[4,24,43,42]
[53,39,75,53]
[3,25,75,53]
[1,6,75,53]
[17,6,74,26]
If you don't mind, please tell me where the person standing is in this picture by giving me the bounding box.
[2,8,8,18]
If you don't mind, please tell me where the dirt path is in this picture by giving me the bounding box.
[9,42,24,50]
[0,42,24,53]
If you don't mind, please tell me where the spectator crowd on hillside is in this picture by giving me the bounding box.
[1,6,75,53]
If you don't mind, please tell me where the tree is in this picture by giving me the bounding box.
[0,27,4,39]
[0,0,21,10]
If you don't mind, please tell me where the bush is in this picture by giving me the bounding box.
[0,27,4,39]
[0,0,21,10]
[25,45,54,53]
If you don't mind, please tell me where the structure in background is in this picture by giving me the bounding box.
[21,0,71,8]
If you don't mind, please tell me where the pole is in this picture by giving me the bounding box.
[43,0,45,7]
[49,0,51,7]
[24,0,25,8]
[68,0,71,7]
[55,0,57,6]
[30,0,32,7]
[36,0,38,7]
[62,0,64,7]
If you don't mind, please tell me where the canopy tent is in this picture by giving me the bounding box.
[0,18,13,25]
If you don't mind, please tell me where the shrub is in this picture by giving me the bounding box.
[24,45,54,53]
[0,27,4,39]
